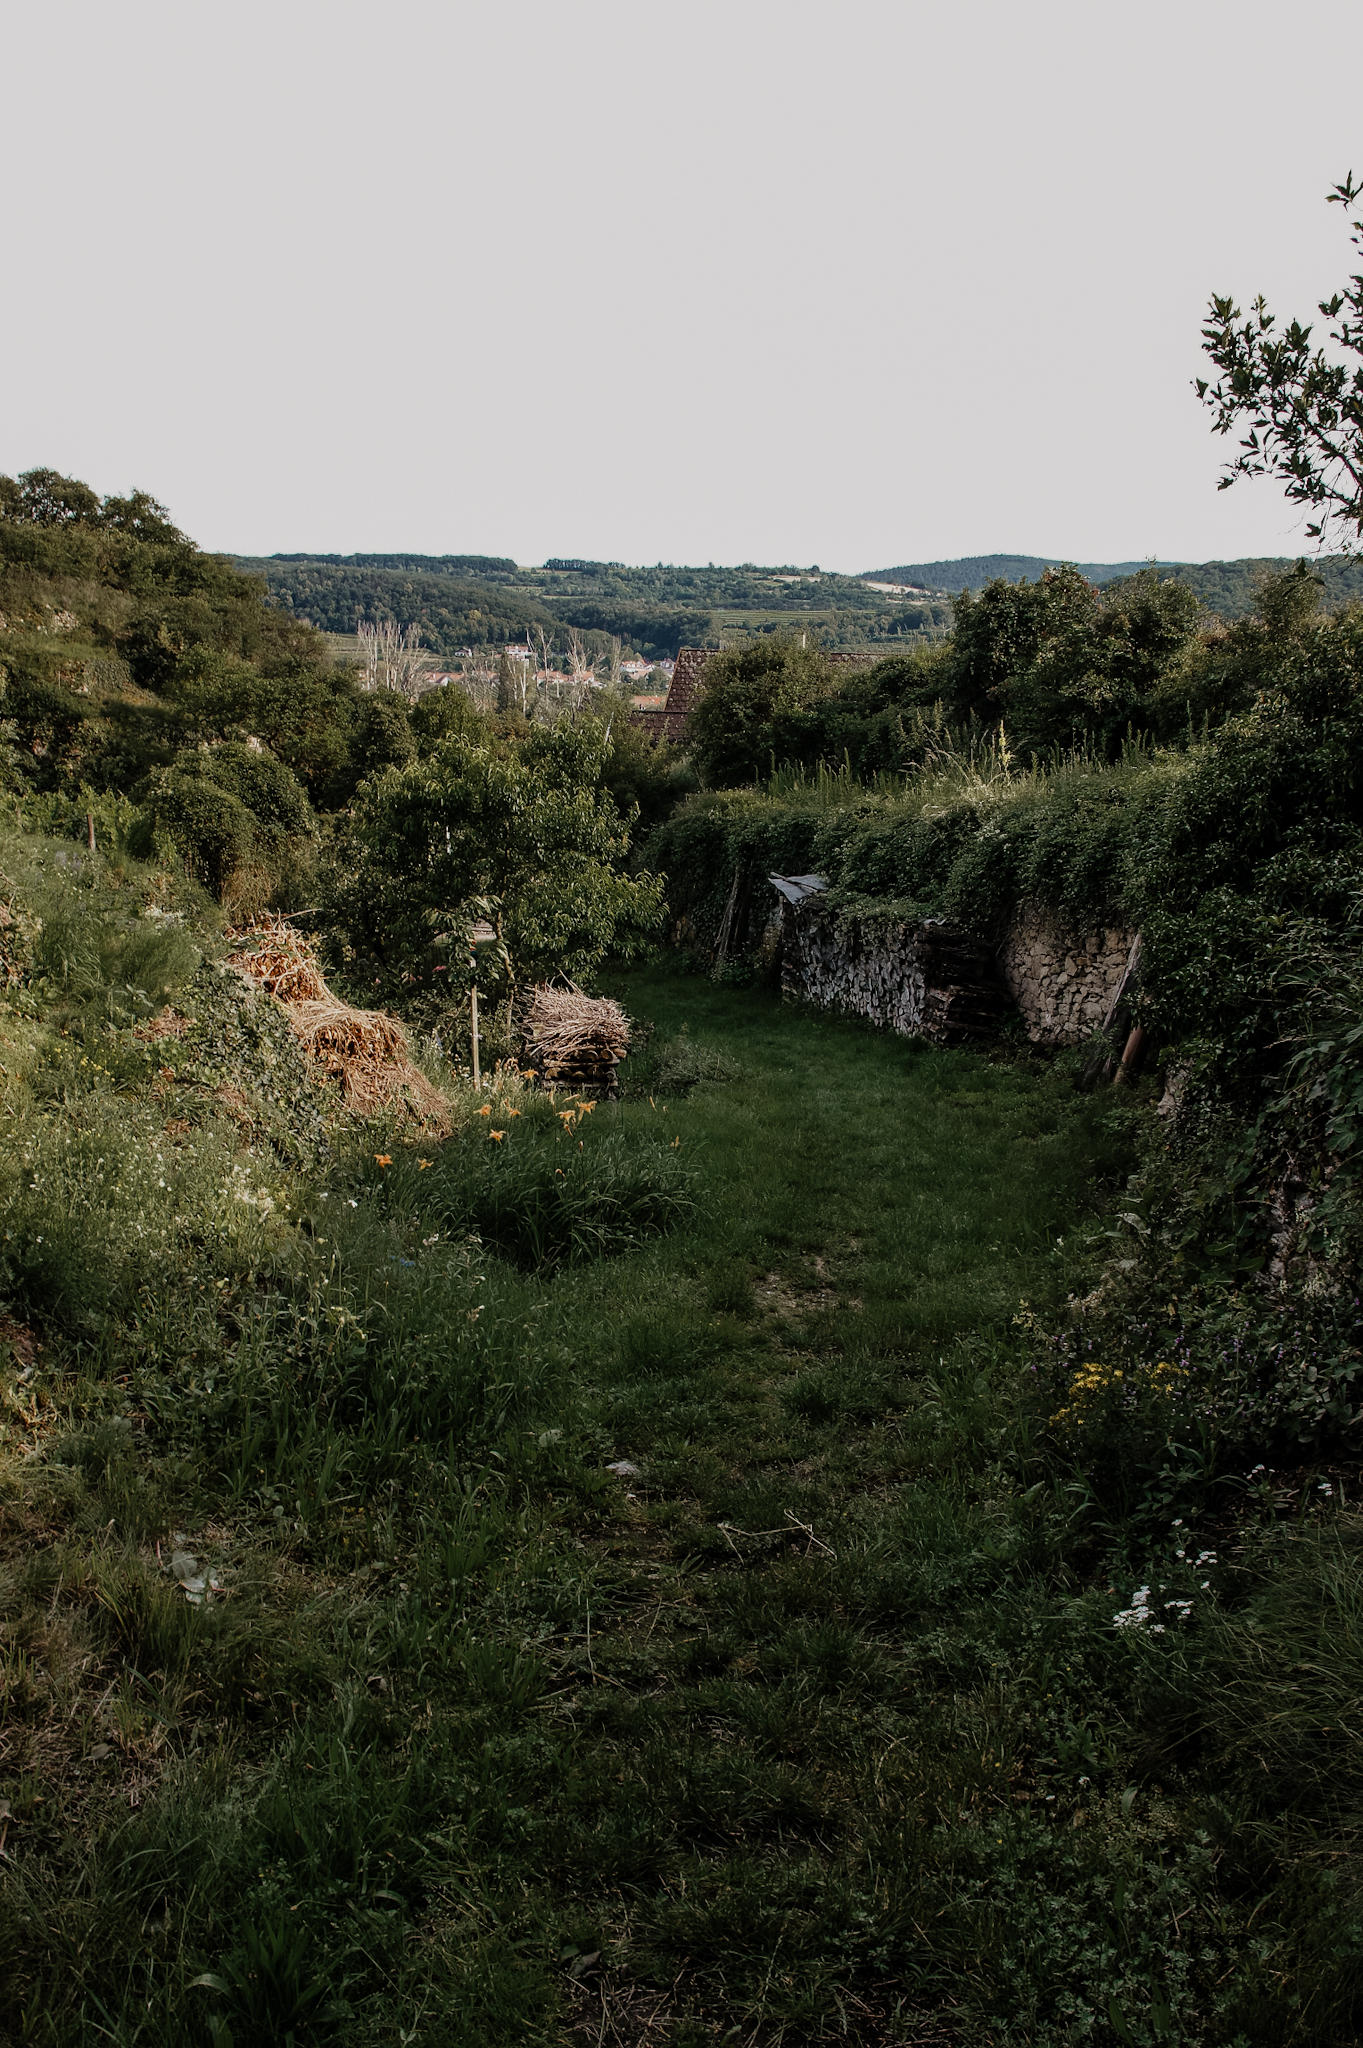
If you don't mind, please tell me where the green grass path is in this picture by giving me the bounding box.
[5,971,1353,2047]
[467,971,1133,2045]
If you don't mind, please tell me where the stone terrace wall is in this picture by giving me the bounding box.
[995,901,1137,1045]
[778,894,1137,1049]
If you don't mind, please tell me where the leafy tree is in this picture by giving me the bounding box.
[598,711,699,831]
[199,742,315,837]
[1100,554,1363,622]
[939,567,1212,755]
[1198,174,1363,550]
[946,566,1100,725]
[687,640,842,786]
[329,719,664,988]
[349,690,416,783]
[1008,568,1206,753]
[0,468,190,546]
[0,468,103,526]
[129,771,264,900]
[131,745,315,906]
[160,648,262,733]
[409,680,491,757]
[250,662,359,794]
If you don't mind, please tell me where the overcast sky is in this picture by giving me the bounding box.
[6,0,1362,570]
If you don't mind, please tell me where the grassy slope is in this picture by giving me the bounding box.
[2,961,1360,2045]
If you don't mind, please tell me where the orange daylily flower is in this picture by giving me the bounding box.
[489,1129,506,1142]
[478,1106,492,1117]
[374,1154,392,1167]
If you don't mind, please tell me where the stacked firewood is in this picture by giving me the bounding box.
[780,901,1004,1046]
[519,984,631,1096]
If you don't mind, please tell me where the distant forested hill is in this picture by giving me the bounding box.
[268,551,518,580]
[864,554,1153,592]
[238,549,1363,656]
[1100,556,1363,618]
[866,551,1363,617]
[233,558,580,660]
[238,556,952,659]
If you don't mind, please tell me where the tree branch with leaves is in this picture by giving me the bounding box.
[1197,174,1363,552]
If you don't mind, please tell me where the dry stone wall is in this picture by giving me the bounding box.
[778,894,1137,1049]
[996,902,1137,1045]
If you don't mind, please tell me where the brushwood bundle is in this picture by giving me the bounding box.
[520,984,631,1096]
[223,914,328,1003]
[225,919,449,1125]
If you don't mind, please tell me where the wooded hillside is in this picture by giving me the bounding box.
[238,554,954,660]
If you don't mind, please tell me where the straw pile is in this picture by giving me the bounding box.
[520,983,631,1096]
[225,918,450,1126]
[225,914,328,1003]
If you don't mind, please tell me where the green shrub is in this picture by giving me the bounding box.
[131,744,316,910]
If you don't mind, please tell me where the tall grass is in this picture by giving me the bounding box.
[764,716,1167,812]
[3,918,1361,2043]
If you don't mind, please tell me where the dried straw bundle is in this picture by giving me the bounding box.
[521,984,630,1093]
[226,920,450,1127]
[287,997,450,1121]
[224,916,328,1003]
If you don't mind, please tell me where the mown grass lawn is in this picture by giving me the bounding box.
[3,967,1360,2047]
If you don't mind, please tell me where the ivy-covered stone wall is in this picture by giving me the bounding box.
[779,894,1135,1049]
[996,902,1137,1046]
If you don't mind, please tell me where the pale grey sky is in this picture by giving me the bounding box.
[6,0,1362,569]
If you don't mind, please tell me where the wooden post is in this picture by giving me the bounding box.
[1115,1023,1147,1085]
[470,984,480,1087]
[86,812,96,854]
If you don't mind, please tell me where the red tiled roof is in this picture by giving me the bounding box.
[628,645,715,744]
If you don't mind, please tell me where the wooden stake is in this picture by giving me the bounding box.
[86,812,96,853]
[471,984,480,1087]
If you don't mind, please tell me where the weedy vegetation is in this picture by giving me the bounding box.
[2,446,1363,2043]
[2,863,1361,2044]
